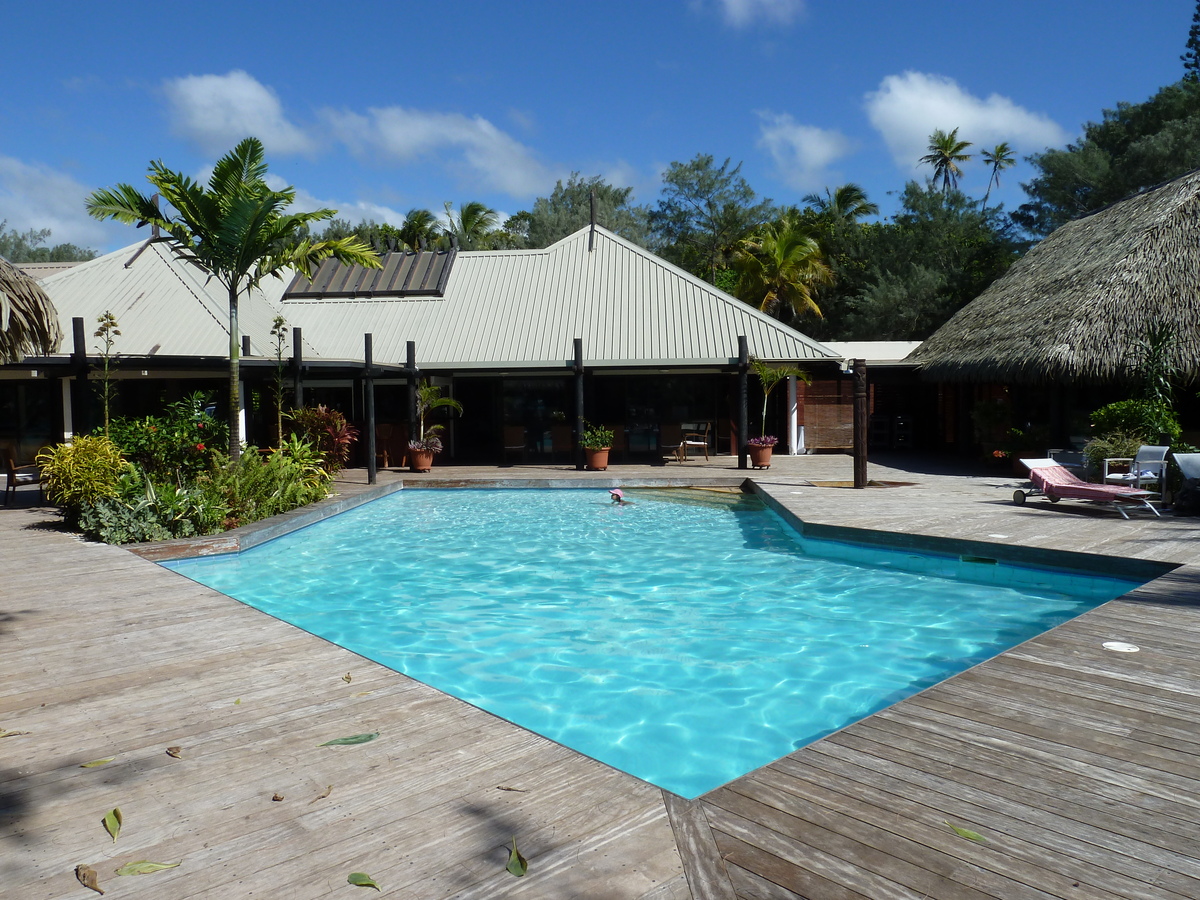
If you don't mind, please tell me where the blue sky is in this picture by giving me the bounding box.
[1,1,1189,253]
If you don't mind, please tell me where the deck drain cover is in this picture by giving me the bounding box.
[1102,641,1140,653]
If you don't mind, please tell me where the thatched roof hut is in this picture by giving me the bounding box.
[0,254,62,364]
[909,168,1200,384]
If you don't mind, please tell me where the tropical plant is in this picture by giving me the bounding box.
[735,224,833,320]
[85,136,381,460]
[409,380,463,453]
[442,201,499,250]
[746,435,778,448]
[38,435,131,525]
[580,421,614,449]
[980,143,1016,208]
[106,392,225,483]
[749,356,809,440]
[802,183,879,226]
[94,311,120,436]
[269,314,289,445]
[1081,431,1145,476]
[398,208,442,251]
[0,254,63,364]
[286,405,359,473]
[1090,399,1181,444]
[920,128,973,195]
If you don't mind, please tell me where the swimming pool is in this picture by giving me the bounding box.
[164,488,1145,798]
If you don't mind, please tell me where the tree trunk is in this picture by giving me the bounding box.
[228,287,241,461]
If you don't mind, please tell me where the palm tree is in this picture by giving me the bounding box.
[802,183,879,226]
[86,137,380,460]
[920,128,973,195]
[981,142,1017,208]
[0,254,62,363]
[442,201,499,250]
[398,208,441,251]
[735,223,833,320]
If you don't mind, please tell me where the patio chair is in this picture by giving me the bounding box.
[1173,452,1200,515]
[659,423,685,462]
[680,423,711,461]
[4,457,44,506]
[1013,458,1159,519]
[503,425,527,465]
[1102,445,1168,492]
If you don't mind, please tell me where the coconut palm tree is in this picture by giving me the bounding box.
[86,137,380,460]
[735,223,833,320]
[398,208,441,251]
[442,201,499,250]
[981,142,1017,208]
[0,255,62,363]
[920,128,974,195]
[802,183,880,226]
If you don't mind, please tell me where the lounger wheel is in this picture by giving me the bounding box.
[1012,490,1026,506]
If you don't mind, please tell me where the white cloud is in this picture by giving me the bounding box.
[756,112,855,191]
[864,71,1068,173]
[163,70,314,156]
[290,187,406,226]
[322,105,554,197]
[703,0,805,27]
[0,155,121,250]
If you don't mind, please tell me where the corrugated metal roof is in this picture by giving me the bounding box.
[32,227,839,370]
[281,226,838,368]
[36,240,321,361]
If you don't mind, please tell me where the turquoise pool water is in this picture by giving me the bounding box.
[164,488,1143,798]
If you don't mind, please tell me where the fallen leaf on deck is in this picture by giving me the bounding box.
[102,808,122,843]
[310,785,333,803]
[75,864,104,894]
[0,729,31,738]
[353,691,374,697]
[342,673,352,683]
[115,860,181,876]
[233,698,241,705]
[81,757,116,768]
[506,837,528,877]
[944,821,987,843]
[271,793,284,802]
[318,732,378,747]
[496,785,528,792]
[165,746,183,758]
[347,872,381,890]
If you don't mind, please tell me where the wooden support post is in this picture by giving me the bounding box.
[291,327,304,408]
[70,317,88,437]
[573,337,585,471]
[853,358,868,489]
[406,341,418,440]
[365,333,376,485]
[737,336,749,470]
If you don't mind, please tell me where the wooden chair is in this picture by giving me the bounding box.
[680,423,710,461]
[503,425,527,465]
[550,424,572,463]
[4,457,44,506]
[659,423,684,462]
[375,424,394,468]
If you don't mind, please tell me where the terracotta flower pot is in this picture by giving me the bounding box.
[747,445,773,469]
[409,449,435,473]
[585,447,610,471]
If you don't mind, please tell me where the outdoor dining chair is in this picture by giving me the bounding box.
[4,457,44,506]
[1103,445,1169,492]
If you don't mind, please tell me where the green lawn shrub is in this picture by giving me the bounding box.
[37,436,131,526]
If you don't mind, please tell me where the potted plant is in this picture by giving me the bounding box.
[746,434,777,469]
[580,421,614,471]
[748,356,809,468]
[408,379,463,473]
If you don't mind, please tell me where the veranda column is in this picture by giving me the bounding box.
[573,337,585,471]
[737,336,749,470]
[853,358,868,489]
[364,333,376,485]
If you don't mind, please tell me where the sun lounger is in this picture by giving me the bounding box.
[1013,458,1160,519]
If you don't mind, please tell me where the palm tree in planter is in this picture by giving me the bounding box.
[86,137,380,460]
[748,356,810,468]
[408,379,463,472]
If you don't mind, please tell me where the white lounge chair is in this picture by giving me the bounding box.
[1103,444,1168,492]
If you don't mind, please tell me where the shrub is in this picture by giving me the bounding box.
[286,405,359,473]
[200,446,330,529]
[106,393,226,483]
[38,436,131,525]
[1081,432,1144,476]
[1089,400,1181,444]
[78,467,227,544]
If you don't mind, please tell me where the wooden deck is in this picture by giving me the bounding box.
[4,455,1200,898]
